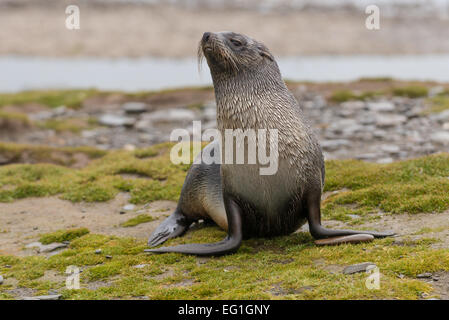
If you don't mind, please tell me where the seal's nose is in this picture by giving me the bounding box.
[202,32,211,43]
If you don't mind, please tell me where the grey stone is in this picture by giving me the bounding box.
[202,107,217,121]
[338,108,356,117]
[356,153,380,160]
[406,106,423,119]
[22,295,61,300]
[367,101,395,112]
[375,114,407,127]
[98,114,135,127]
[25,241,67,253]
[122,204,135,211]
[40,243,68,253]
[380,144,401,154]
[0,154,12,165]
[133,264,149,269]
[95,249,102,254]
[53,106,68,116]
[428,86,445,97]
[122,102,148,114]
[340,101,365,110]
[417,272,432,279]
[0,275,3,285]
[433,109,449,123]
[376,157,394,164]
[320,139,351,151]
[142,108,196,123]
[28,111,53,121]
[343,262,377,275]
[430,131,449,145]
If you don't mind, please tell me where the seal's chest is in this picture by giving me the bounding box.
[222,161,296,216]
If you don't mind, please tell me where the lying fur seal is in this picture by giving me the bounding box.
[146,31,394,256]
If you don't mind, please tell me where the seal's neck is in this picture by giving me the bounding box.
[212,65,291,130]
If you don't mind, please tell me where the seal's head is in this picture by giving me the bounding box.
[199,31,276,77]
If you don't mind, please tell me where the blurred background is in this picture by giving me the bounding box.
[1,0,449,163]
[1,0,449,90]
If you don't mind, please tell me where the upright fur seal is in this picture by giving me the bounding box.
[146,31,394,256]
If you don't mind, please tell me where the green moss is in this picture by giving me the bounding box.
[1,141,449,300]
[425,95,449,114]
[1,230,448,300]
[37,118,98,133]
[329,90,382,103]
[322,154,449,219]
[392,86,428,98]
[0,142,186,203]
[0,142,106,167]
[39,228,90,245]
[1,143,448,222]
[330,90,358,103]
[0,89,99,109]
[134,146,159,159]
[0,111,30,124]
[120,214,155,227]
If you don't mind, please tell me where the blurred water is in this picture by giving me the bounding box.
[1,55,449,92]
[101,0,449,16]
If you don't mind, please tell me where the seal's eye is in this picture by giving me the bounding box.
[230,39,242,47]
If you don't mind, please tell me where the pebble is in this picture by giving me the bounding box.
[98,114,135,127]
[123,204,136,211]
[123,144,136,151]
[122,102,148,114]
[416,272,433,279]
[430,131,449,145]
[433,109,449,122]
[380,144,400,153]
[6,92,449,164]
[340,101,365,110]
[376,157,394,164]
[22,295,61,300]
[0,275,3,285]
[25,242,68,253]
[375,114,407,127]
[320,139,351,151]
[141,108,196,123]
[95,249,102,254]
[367,101,395,112]
[343,262,377,275]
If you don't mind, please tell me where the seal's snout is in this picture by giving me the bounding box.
[202,32,211,43]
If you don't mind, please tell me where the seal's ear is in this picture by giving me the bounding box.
[257,44,274,61]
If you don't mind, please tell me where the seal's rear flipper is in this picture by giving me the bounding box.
[145,197,242,256]
[147,209,193,247]
[314,234,374,246]
[306,191,395,245]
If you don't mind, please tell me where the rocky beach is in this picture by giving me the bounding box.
[1,80,448,164]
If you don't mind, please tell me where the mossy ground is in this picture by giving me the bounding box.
[0,143,449,299]
[120,214,155,227]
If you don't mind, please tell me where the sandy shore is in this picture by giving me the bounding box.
[1,3,449,58]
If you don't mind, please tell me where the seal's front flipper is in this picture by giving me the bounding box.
[145,197,242,256]
[147,209,193,247]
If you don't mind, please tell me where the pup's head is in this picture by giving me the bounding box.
[198,31,275,76]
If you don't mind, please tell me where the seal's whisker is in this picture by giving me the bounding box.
[197,41,204,74]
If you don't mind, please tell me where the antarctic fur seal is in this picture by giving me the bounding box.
[145,31,394,256]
